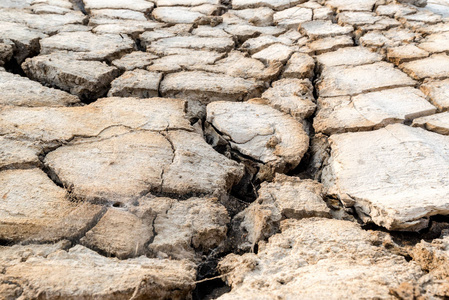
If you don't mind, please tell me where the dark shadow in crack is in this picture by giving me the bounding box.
[192,249,231,300]
[193,278,230,300]
[3,58,26,77]
[362,215,449,247]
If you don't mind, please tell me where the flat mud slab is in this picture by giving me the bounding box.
[1,0,449,299]
[322,124,449,231]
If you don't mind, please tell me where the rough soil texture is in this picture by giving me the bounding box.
[1,0,449,299]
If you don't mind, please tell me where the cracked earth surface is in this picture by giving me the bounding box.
[1,0,449,299]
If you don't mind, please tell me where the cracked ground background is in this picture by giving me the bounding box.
[2,0,449,299]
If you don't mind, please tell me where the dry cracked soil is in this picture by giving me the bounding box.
[1,0,449,299]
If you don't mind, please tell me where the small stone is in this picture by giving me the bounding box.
[108,70,162,98]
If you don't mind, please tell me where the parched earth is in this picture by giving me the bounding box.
[1,0,449,299]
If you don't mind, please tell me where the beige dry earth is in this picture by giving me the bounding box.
[1,0,449,299]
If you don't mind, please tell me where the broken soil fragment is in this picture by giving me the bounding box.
[0,244,196,300]
[219,218,423,299]
[22,54,120,100]
[314,87,436,135]
[0,168,103,243]
[233,174,331,250]
[0,67,80,107]
[206,101,309,179]
[322,124,449,231]
[317,62,416,97]
[412,111,449,135]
